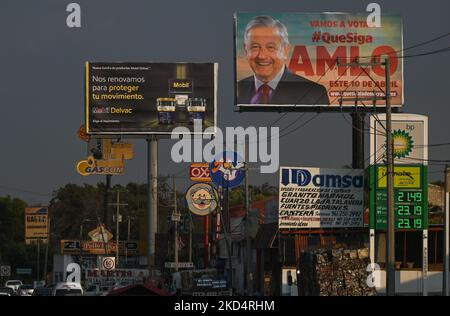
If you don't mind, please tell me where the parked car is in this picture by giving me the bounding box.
[18,284,35,296]
[52,282,84,296]
[32,287,52,296]
[84,284,109,296]
[0,287,15,296]
[5,280,22,293]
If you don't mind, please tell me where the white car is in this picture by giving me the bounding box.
[52,282,84,296]
[5,280,23,293]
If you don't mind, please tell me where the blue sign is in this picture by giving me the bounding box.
[209,151,245,188]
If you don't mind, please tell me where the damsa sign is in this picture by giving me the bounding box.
[279,167,364,229]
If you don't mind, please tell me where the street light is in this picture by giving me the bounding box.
[79,219,96,269]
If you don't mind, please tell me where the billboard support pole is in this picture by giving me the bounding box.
[384,57,396,297]
[444,165,450,296]
[147,136,158,273]
[245,140,252,295]
[104,175,111,228]
[173,175,179,272]
[351,106,365,170]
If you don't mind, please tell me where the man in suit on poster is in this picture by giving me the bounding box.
[237,15,329,105]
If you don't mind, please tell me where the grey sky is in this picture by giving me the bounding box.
[0,0,449,205]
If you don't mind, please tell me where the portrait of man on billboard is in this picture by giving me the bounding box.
[237,15,329,105]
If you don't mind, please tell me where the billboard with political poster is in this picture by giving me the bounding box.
[234,12,403,109]
[86,62,217,134]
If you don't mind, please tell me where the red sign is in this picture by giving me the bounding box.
[190,163,211,182]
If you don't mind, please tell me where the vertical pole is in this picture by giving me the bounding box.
[126,217,131,267]
[104,175,111,228]
[36,239,40,282]
[444,165,450,296]
[43,218,50,283]
[79,223,83,269]
[116,191,120,268]
[147,136,158,272]
[173,176,179,272]
[385,57,395,296]
[204,215,209,268]
[423,229,428,296]
[245,141,252,295]
[189,213,192,263]
[351,110,365,169]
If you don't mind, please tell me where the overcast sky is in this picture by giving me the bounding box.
[0,0,449,205]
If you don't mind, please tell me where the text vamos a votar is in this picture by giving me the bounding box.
[281,168,363,188]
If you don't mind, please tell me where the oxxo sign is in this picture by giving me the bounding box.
[190,163,211,182]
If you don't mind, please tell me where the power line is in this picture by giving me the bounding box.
[0,184,53,197]
[340,31,450,59]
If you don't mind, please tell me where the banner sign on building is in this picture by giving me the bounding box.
[279,167,364,229]
[85,268,149,289]
[235,12,403,109]
[86,62,217,135]
[60,240,139,256]
[25,207,49,244]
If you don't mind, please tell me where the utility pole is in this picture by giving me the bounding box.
[444,165,450,296]
[173,175,179,272]
[104,175,112,228]
[43,218,50,283]
[126,216,131,267]
[36,239,40,282]
[189,212,193,263]
[337,57,394,295]
[147,136,158,272]
[109,191,128,269]
[245,142,252,296]
[384,57,396,296]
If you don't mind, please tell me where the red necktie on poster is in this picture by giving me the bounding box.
[260,84,271,104]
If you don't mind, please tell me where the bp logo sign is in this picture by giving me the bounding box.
[392,129,414,159]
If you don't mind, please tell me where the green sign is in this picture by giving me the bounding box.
[16,268,32,275]
[369,164,428,230]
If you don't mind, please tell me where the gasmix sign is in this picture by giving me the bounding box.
[279,167,364,229]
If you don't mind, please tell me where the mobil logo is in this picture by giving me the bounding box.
[281,168,363,188]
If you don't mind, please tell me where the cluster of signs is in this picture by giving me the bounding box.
[61,225,139,256]
[278,114,428,231]
[76,132,135,176]
[185,152,245,217]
